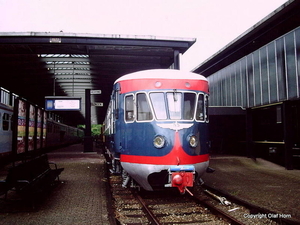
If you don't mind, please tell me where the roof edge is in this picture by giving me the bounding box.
[0,31,196,43]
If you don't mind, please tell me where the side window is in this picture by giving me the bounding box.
[205,95,209,122]
[137,93,153,121]
[3,113,10,131]
[196,94,204,121]
[125,95,134,122]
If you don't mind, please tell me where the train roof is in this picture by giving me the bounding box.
[114,69,207,84]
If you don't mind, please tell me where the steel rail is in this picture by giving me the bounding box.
[202,184,299,225]
[133,191,161,225]
[192,195,246,225]
[133,189,246,225]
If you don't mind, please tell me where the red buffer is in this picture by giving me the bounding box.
[171,172,194,194]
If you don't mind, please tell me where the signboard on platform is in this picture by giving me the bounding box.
[45,96,81,111]
[92,102,103,107]
[91,90,101,94]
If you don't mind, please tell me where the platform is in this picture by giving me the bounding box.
[1,147,300,224]
[202,155,300,224]
[0,144,112,225]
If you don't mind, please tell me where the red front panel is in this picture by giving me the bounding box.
[119,78,208,94]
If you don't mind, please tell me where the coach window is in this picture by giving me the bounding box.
[3,113,10,131]
[183,93,196,120]
[137,93,153,121]
[196,94,204,121]
[125,95,134,122]
[149,92,167,120]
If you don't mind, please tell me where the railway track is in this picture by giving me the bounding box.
[110,173,225,224]
[135,189,233,225]
[109,173,277,225]
[105,151,295,225]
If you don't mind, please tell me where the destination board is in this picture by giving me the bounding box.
[45,96,81,111]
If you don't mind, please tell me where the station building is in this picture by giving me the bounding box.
[193,0,300,169]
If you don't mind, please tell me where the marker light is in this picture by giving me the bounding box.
[153,135,165,148]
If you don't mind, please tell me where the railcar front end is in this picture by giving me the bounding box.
[104,69,209,193]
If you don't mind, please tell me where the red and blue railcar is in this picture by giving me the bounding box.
[104,69,209,193]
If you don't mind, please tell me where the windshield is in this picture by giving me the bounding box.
[167,92,182,119]
[150,91,201,121]
[149,93,167,120]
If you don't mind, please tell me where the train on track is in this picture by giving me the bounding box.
[0,98,83,161]
[103,69,210,194]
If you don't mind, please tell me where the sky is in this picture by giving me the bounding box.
[0,0,288,71]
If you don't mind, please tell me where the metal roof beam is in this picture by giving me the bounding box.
[46,64,91,69]
[40,57,90,63]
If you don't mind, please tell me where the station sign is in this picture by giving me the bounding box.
[49,37,61,43]
[91,90,101,94]
[45,96,81,111]
[93,102,103,107]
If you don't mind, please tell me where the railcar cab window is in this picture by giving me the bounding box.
[205,95,209,122]
[183,93,196,120]
[150,91,197,121]
[167,92,182,119]
[167,92,197,120]
[137,93,153,121]
[125,93,153,122]
[149,93,167,120]
[196,93,209,122]
[125,92,207,122]
[196,94,204,121]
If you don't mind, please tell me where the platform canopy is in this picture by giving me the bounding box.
[0,32,195,126]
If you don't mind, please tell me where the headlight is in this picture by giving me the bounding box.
[153,135,165,148]
[189,135,198,148]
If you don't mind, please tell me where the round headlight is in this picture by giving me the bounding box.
[153,135,165,148]
[189,135,198,148]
